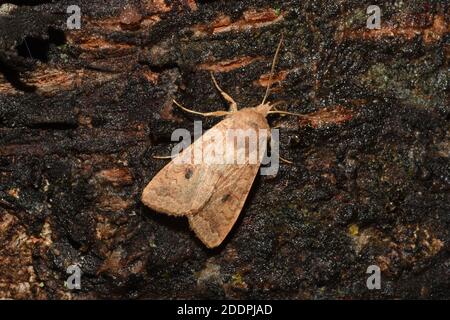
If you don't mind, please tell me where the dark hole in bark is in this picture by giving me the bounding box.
[48,26,66,45]
[6,0,56,5]
[28,122,79,130]
[16,27,66,62]
[0,58,36,92]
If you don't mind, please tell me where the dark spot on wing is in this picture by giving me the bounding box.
[185,168,193,179]
[221,194,230,202]
[248,121,260,129]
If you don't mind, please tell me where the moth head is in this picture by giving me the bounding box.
[254,103,273,117]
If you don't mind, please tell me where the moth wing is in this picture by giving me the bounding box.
[188,162,261,248]
[187,108,270,247]
[142,117,238,216]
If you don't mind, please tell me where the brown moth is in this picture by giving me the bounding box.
[142,37,299,248]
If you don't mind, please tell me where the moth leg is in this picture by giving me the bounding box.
[153,155,174,159]
[210,72,238,112]
[279,156,294,164]
[268,100,286,111]
[266,126,293,164]
[173,99,230,117]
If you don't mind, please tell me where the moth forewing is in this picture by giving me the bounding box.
[186,108,271,248]
[258,128,270,163]
[187,161,262,248]
[141,117,236,216]
[202,128,226,165]
[227,128,258,165]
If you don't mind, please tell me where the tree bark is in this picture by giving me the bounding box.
[0,0,449,299]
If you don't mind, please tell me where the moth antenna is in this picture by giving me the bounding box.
[279,156,294,164]
[173,99,230,117]
[261,34,284,106]
[268,110,308,118]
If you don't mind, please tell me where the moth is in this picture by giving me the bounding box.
[142,37,303,248]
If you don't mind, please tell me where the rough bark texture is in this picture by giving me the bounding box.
[0,0,449,299]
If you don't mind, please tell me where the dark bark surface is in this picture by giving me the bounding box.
[0,0,449,299]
